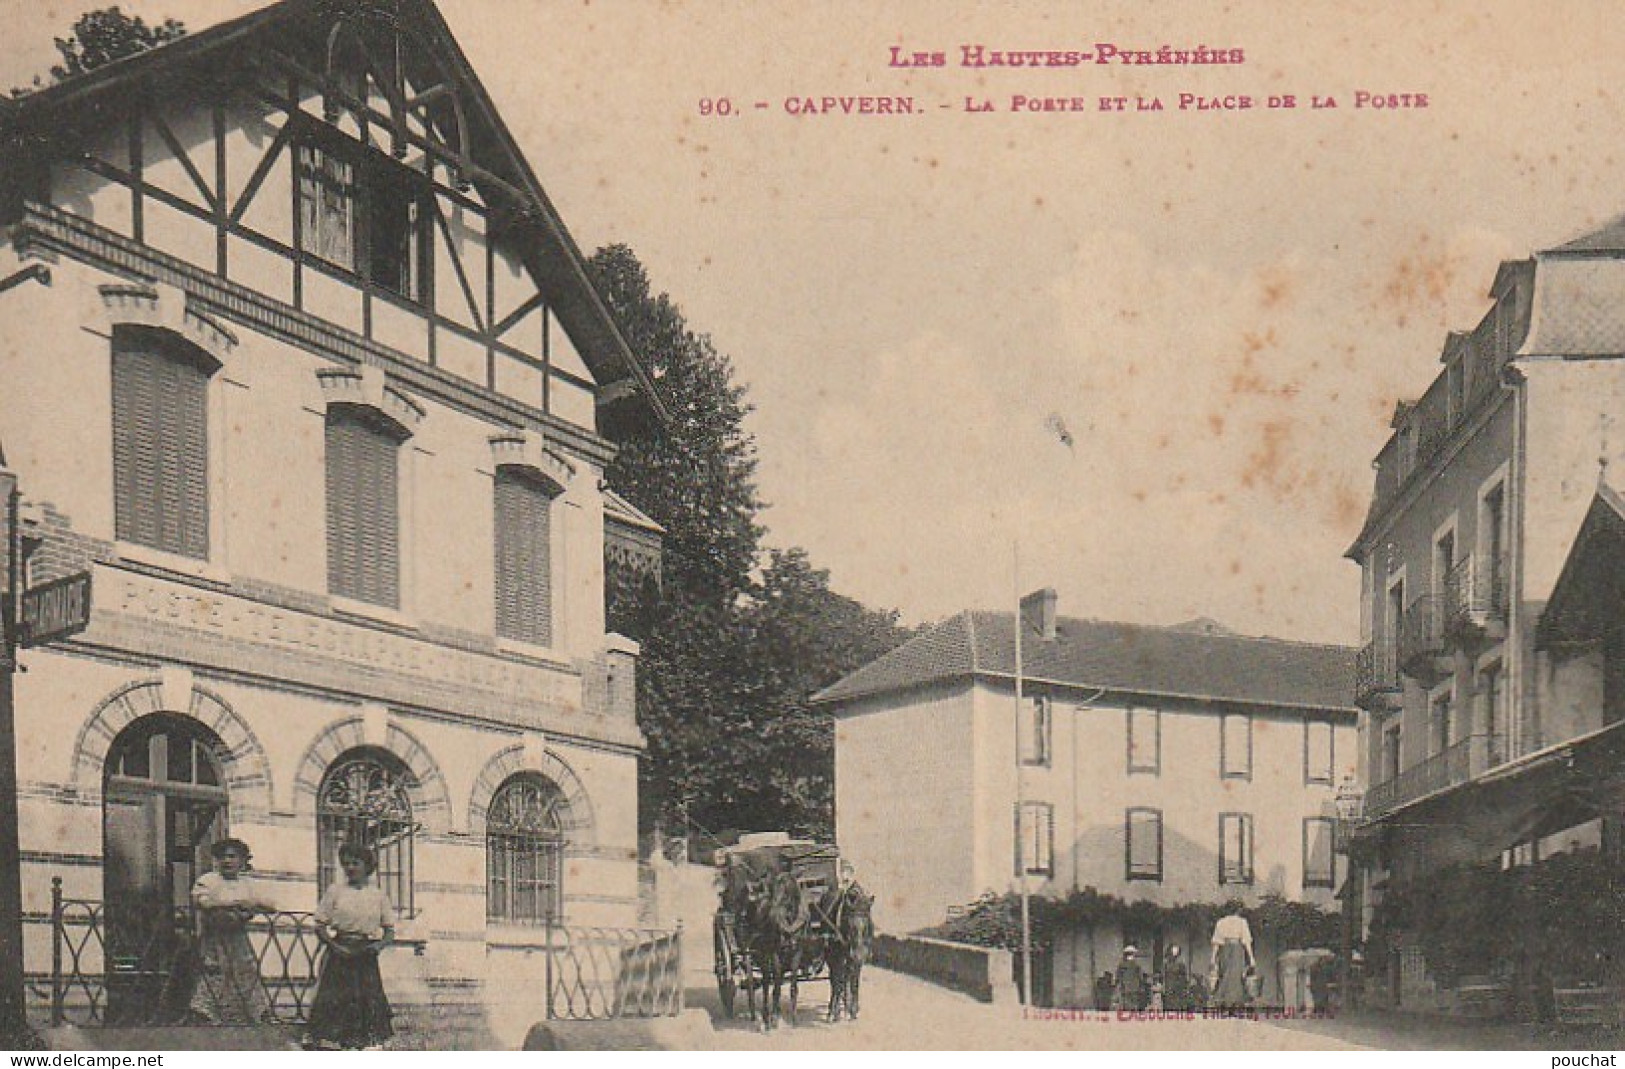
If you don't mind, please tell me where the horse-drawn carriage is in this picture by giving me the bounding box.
[712,832,868,1027]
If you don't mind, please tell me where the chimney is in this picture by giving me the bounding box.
[1020,587,1058,641]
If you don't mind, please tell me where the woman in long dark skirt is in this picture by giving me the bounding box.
[304,844,395,1050]
[1209,900,1255,1012]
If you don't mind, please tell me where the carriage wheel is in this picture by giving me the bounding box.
[714,917,738,1019]
[718,974,737,1019]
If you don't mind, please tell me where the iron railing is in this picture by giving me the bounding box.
[1398,594,1448,680]
[46,878,322,1027]
[1363,733,1506,818]
[1444,554,1509,633]
[1355,641,1401,706]
[542,922,684,1021]
[44,880,682,1027]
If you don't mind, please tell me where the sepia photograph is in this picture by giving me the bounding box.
[1,0,1625,1055]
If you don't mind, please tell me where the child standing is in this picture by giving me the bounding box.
[303,844,395,1050]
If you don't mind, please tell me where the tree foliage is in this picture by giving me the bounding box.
[926,890,1341,954]
[51,7,186,81]
[14,6,186,96]
[590,245,908,843]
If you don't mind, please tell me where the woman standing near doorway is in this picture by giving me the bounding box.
[188,838,274,1025]
[304,843,396,1050]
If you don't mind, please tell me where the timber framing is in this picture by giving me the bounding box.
[0,0,667,425]
[16,201,618,469]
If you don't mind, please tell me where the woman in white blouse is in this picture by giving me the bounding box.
[303,843,396,1050]
[1209,900,1256,1010]
[188,837,273,1025]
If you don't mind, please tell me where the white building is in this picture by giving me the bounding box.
[815,590,1357,1007]
[0,0,665,1032]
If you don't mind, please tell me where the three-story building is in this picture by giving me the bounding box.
[814,589,1357,1008]
[0,0,664,1031]
[1347,213,1625,1008]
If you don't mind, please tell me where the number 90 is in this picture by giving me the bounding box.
[699,98,734,116]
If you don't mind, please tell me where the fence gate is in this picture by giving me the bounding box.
[543,922,685,1021]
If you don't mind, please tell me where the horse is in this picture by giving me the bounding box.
[739,868,809,1030]
[822,885,874,1022]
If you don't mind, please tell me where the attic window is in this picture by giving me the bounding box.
[297,137,427,303]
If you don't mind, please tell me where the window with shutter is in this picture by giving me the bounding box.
[1221,713,1253,780]
[1014,801,1054,877]
[325,405,403,608]
[1220,813,1254,885]
[1127,706,1160,774]
[1125,807,1162,881]
[1303,817,1335,889]
[494,468,556,647]
[111,327,213,560]
[1304,717,1335,785]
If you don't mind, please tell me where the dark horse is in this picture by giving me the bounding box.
[740,869,809,1030]
[822,885,874,1022]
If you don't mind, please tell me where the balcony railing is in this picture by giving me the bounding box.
[1355,641,1401,707]
[1444,555,1510,639]
[1398,594,1450,682]
[1363,733,1506,819]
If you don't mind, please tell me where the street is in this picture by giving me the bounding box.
[39,965,1617,1051]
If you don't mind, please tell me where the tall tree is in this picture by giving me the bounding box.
[743,548,910,839]
[50,7,186,81]
[591,246,910,843]
[590,245,764,837]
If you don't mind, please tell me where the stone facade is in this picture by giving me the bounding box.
[0,0,661,1027]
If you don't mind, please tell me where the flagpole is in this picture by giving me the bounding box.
[1014,541,1033,1007]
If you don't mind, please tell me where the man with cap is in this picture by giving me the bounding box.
[1114,944,1147,1011]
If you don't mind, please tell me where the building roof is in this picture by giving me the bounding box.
[1548,213,1625,256]
[1517,255,1625,357]
[0,0,667,423]
[1538,479,1625,649]
[812,610,1357,713]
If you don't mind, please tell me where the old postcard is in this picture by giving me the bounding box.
[1,0,1624,1055]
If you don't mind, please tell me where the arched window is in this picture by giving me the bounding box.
[317,750,416,915]
[486,775,565,925]
[111,325,218,559]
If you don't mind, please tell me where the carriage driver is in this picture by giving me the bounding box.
[821,860,867,926]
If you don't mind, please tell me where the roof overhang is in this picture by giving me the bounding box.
[1353,718,1625,873]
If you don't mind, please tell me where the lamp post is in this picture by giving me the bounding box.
[0,446,28,1042]
[1012,545,1033,1008]
[1333,775,1363,1014]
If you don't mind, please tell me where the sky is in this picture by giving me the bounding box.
[6,0,1625,644]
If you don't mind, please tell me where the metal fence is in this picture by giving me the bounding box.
[44,879,682,1028]
[543,922,684,1021]
[46,878,322,1027]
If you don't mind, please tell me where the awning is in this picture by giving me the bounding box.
[1353,718,1625,876]
[604,488,664,585]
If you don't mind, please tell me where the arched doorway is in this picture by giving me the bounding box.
[102,714,229,1024]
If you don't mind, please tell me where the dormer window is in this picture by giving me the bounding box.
[1446,357,1464,425]
[1398,422,1418,480]
[297,134,427,303]
[1495,294,1516,359]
